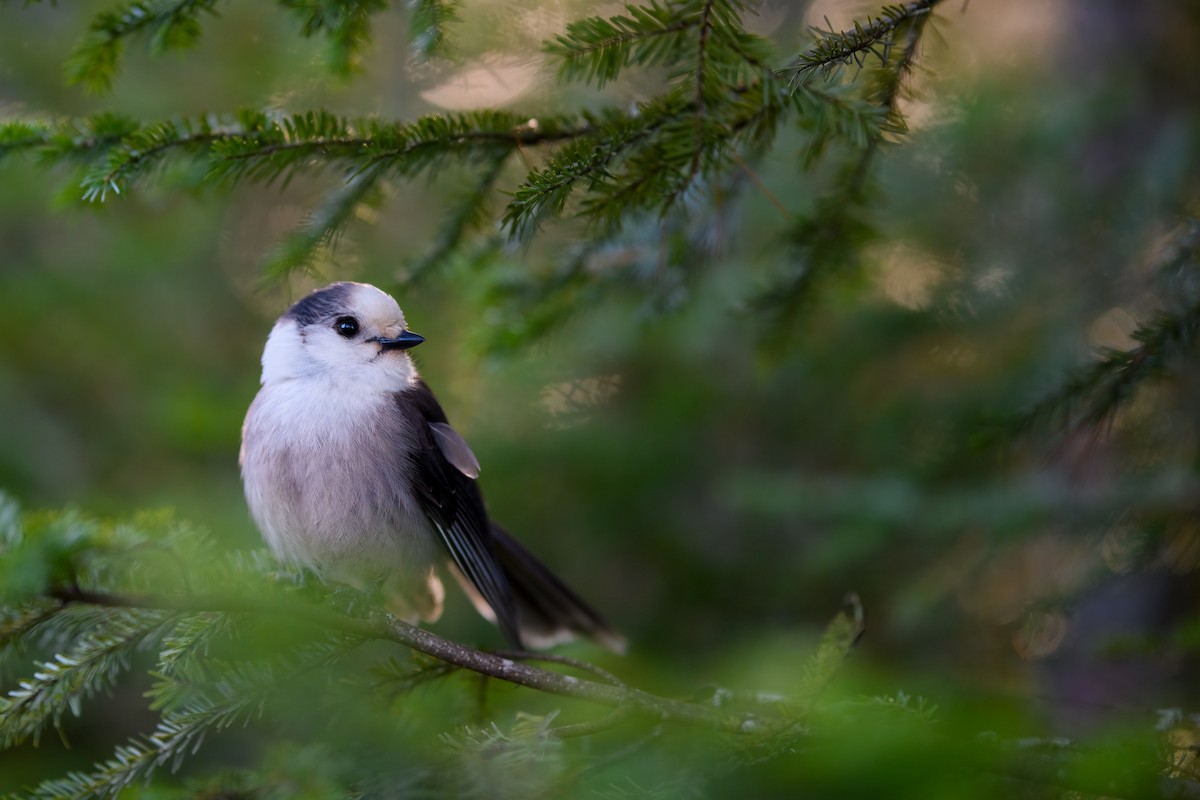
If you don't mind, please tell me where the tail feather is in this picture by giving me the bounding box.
[489,524,626,653]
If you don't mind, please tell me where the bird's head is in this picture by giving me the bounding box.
[260,282,425,387]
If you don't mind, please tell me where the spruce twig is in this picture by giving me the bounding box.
[0,0,946,342]
[45,584,768,733]
[1023,303,1200,433]
[1020,219,1200,433]
[776,0,944,86]
[408,0,461,62]
[66,0,222,93]
[750,0,936,335]
[689,0,716,182]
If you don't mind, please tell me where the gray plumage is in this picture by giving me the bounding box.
[240,281,623,651]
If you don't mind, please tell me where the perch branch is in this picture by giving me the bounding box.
[47,585,762,733]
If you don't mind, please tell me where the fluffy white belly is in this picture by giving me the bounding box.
[240,378,440,585]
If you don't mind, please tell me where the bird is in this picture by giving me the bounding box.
[240,281,624,652]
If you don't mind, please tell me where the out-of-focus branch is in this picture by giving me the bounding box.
[46,584,762,733]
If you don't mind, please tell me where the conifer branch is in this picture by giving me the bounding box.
[503,101,685,240]
[1023,302,1200,433]
[546,1,701,87]
[0,600,62,650]
[66,0,222,93]
[1,111,601,208]
[15,634,364,800]
[0,608,174,748]
[83,122,238,201]
[261,161,388,278]
[776,0,945,86]
[0,122,52,164]
[366,653,462,697]
[405,152,509,282]
[279,0,389,77]
[1015,221,1200,436]
[408,0,461,62]
[355,115,568,175]
[186,111,589,187]
[45,585,765,733]
[751,2,935,333]
[2,0,946,346]
[0,115,139,169]
[689,0,716,181]
[58,0,448,93]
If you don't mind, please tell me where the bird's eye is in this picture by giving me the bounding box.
[334,316,360,338]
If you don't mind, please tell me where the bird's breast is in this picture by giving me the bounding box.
[241,378,438,577]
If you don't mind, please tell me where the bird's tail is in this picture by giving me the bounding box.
[487,523,626,653]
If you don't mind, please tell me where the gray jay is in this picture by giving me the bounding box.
[240,281,623,651]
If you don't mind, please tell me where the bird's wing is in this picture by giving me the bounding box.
[392,381,520,645]
[429,422,481,479]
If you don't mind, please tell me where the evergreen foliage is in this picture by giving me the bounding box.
[65,0,222,93]
[776,1,940,85]
[1023,220,1200,432]
[0,0,924,339]
[407,0,460,62]
[0,497,869,798]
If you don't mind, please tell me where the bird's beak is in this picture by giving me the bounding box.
[371,331,425,351]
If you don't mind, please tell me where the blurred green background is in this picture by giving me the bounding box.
[2,0,1200,794]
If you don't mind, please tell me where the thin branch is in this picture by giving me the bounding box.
[215,136,375,162]
[47,585,761,733]
[728,150,793,220]
[776,0,945,85]
[405,153,510,282]
[689,0,716,181]
[67,0,222,92]
[0,120,130,163]
[751,2,936,333]
[359,120,589,173]
[1022,301,1200,432]
[551,705,634,738]
[219,121,592,171]
[555,17,697,59]
[91,129,236,199]
[493,649,625,687]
